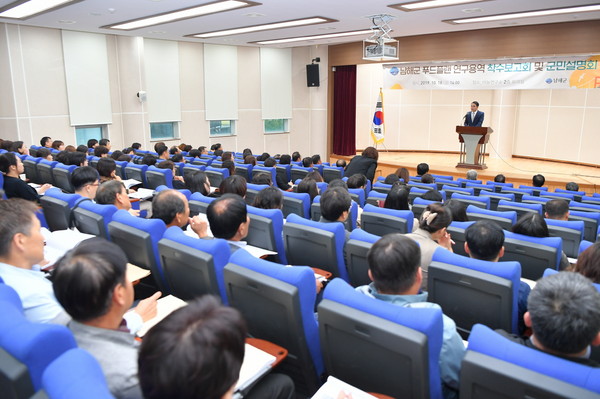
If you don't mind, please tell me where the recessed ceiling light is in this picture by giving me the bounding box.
[149,30,166,34]
[188,16,336,38]
[0,0,82,19]
[102,0,260,30]
[89,12,102,17]
[446,4,600,24]
[251,29,372,45]
[389,0,489,12]
[244,12,265,17]
[462,8,483,13]
[58,20,76,24]
[318,26,337,30]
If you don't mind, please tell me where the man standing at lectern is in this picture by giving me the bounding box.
[464,101,484,127]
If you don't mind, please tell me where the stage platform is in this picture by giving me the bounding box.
[330,151,600,195]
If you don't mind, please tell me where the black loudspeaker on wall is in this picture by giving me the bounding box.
[306,64,320,87]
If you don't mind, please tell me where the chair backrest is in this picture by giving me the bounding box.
[519,185,548,197]
[497,199,543,219]
[408,182,438,192]
[569,210,600,242]
[188,192,216,216]
[478,191,515,211]
[124,163,148,187]
[52,163,77,193]
[365,190,386,207]
[234,163,252,181]
[464,182,494,196]
[40,188,83,231]
[322,166,344,183]
[40,348,114,399]
[450,192,490,209]
[460,324,600,399]
[157,226,230,303]
[318,279,444,399]
[545,218,584,258]
[581,196,600,206]
[205,166,229,188]
[372,181,392,194]
[344,229,380,287]
[155,185,191,200]
[290,166,311,182]
[224,250,323,396]
[412,196,436,220]
[435,179,460,190]
[541,191,575,201]
[145,165,172,189]
[465,205,517,230]
[276,164,291,183]
[521,194,551,211]
[246,205,287,264]
[457,178,482,187]
[36,159,57,185]
[252,166,277,184]
[347,188,366,207]
[23,156,41,184]
[244,182,268,206]
[501,187,533,202]
[502,231,562,280]
[555,188,585,202]
[429,248,520,336]
[182,163,206,182]
[72,202,118,239]
[0,304,77,392]
[281,191,310,218]
[570,200,600,213]
[283,213,348,281]
[107,210,169,292]
[361,203,414,236]
[113,160,128,179]
[441,185,474,197]
[446,221,475,256]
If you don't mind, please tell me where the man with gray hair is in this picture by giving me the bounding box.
[497,272,600,367]
[466,169,478,180]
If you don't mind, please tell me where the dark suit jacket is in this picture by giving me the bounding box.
[464,110,484,127]
[344,155,377,183]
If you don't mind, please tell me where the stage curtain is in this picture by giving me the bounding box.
[332,65,357,156]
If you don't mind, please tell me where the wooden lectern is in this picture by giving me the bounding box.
[456,126,493,169]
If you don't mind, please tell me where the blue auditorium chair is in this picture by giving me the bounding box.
[145,165,173,189]
[72,201,118,239]
[502,231,563,280]
[545,218,584,258]
[497,199,543,219]
[361,203,415,236]
[40,188,83,231]
[281,191,310,218]
[189,192,216,215]
[205,166,229,188]
[465,205,517,230]
[246,205,287,264]
[450,193,490,209]
[478,191,515,211]
[344,229,380,287]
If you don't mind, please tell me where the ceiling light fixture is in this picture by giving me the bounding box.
[103,0,260,30]
[252,29,372,45]
[188,16,335,38]
[389,0,488,12]
[446,4,600,24]
[0,0,82,19]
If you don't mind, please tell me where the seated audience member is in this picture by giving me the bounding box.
[395,167,410,183]
[198,146,208,155]
[264,157,291,190]
[67,151,88,167]
[0,152,51,200]
[72,166,101,199]
[512,212,569,270]
[221,151,233,162]
[118,154,132,162]
[335,159,347,168]
[545,199,569,220]
[156,145,169,160]
[242,148,253,158]
[416,162,429,177]
[245,155,257,166]
[465,220,530,333]
[178,143,187,152]
[421,189,443,202]
[494,174,506,183]
[97,158,121,183]
[110,150,123,161]
[55,151,69,164]
[320,187,352,240]
[279,154,291,165]
[566,181,580,192]
[219,175,247,198]
[61,145,73,153]
[187,149,200,158]
[99,138,111,150]
[11,141,29,155]
[306,170,324,183]
[251,173,272,186]
[465,169,478,180]
[52,140,65,151]
[211,143,222,152]
[405,203,453,290]
[356,234,464,396]
[156,160,185,189]
[347,174,367,190]
[183,144,192,153]
[36,147,53,161]
[76,144,88,153]
[154,142,165,153]
[421,173,435,184]
[384,173,400,185]
[151,190,206,237]
[96,180,139,216]
[185,170,210,196]
[171,153,184,163]
[301,157,313,168]
[131,142,141,150]
[344,147,379,183]
[444,199,468,222]
[169,146,180,156]
[87,139,99,149]
[52,238,161,399]
[41,136,52,148]
[252,186,283,210]
[122,147,136,156]
[532,174,545,188]
[296,177,319,202]
[0,139,12,151]
[222,159,236,177]
[496,272,600,367]
[142,154,157,166]
[207,194,251,253]
[384,183,410,211]
[291,151,301,162]
[328,178,348,191]
[94,145,109,158]
[571,242,600,283]
[312,154,322,165]
[213,149,224,158]
[138,296,295,399]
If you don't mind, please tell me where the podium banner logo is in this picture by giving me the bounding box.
[383,55,600,90]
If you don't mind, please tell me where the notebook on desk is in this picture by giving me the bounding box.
[235,344,277,394]
[129,188,155,200]
[311,376,378,399]
[136,295,188,338]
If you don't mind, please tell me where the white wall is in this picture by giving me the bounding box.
[0,23,329,159]
[356,63,600,164]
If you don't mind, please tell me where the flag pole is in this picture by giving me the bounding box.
[374,87,389,152]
